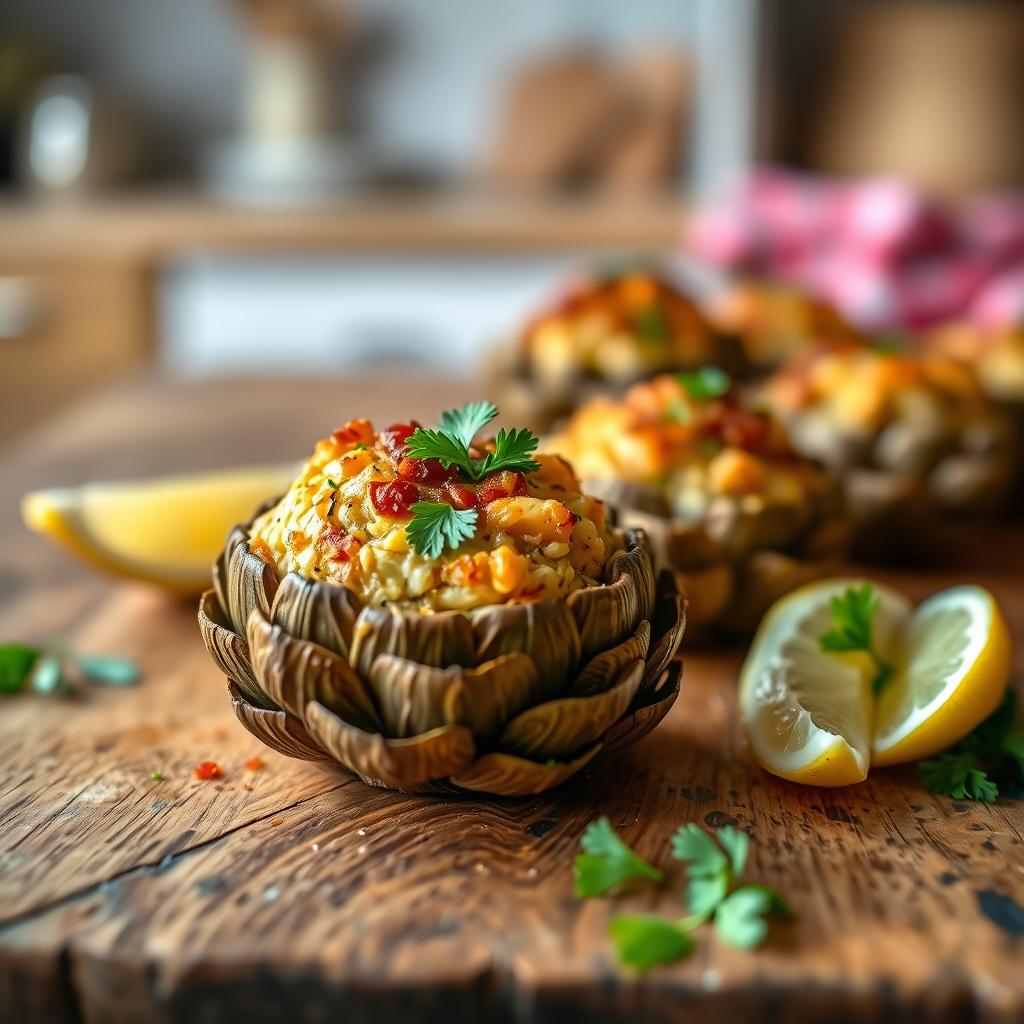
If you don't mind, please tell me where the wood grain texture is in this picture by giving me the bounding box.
[0,376,1022,1024]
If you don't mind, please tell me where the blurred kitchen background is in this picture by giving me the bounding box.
[1,0,1024,445]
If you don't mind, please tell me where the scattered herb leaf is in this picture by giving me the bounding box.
[31,655,66,695]
[406,501,478,559]
[78,655,140,686]
[150,771,166,782]
[677,366,731,402]
[609,915,694,970]
[326,478,339,488]
[573,817,662,898]
[818,584,893,694]
[0,644,40,693]
[714,885,791,950]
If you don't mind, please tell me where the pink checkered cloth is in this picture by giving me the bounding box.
[687,168,1024,332]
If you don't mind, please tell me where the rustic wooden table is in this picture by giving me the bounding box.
[1,376,1022,1024]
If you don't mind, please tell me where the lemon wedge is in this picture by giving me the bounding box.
[22,464,297,593]
[739,579,910,786]
[872,585,1011,766]
[740,578,1012,786]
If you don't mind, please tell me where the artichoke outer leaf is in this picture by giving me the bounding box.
[470,598,581,700]
[567,570,638,663]
[227,681,332,763]
[247,608,382,733]
[270,573,363,662]
[350,606,476,679]
[368,652,537,739]
[571,619,650,698]
[303,701,476,791]
[640,583,687,696]
[602,660,682,755]
[450,742,602,797]
[225,529,280,637]
[198,589,275,710]
[499,658,645,761]
[609,528,657,623]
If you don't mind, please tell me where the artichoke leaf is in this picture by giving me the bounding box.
[225,531,280,636]
[602,660,682,755]
[247,608,381,732]
[227,681,332,763]
[304,701,476,791]
[499,659,644,761]
[368,652,537,739]
[470,598,581,700]
[566,570,638,663]
[271,573,363,661]
[350,606,476,679]
[571,619,650,697]
[608,528,656,623]
[450,742,602,797]
[198,590,275,710]
[640,573,687,695]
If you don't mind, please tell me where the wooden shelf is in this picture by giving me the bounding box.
[0,191,687,264]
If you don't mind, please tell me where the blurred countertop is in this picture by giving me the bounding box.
[0,191,687,263]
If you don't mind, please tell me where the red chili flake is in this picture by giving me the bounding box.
[379,422,420,461]
[476,470,528,506]
[245,757,265,771]
[193,761,223,781]
[369,479,419,517]
[397,456,455,485]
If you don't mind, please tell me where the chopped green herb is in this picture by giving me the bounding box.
[150,771,166,782]
[405,501,478,560]
[326,478,339,488]
[677,366,731,402]
[352,442,367,451]
[0,644,40,694]
[78,655,140,686]
[818,584,893,694]
[917,689,1024,803]
[609,915,694,970]
[573,817,662,898]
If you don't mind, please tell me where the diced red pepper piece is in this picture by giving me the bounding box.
[194,761,223,781]
[379,422,420,460]
[443,478,477,511]
[476,470,528,507]
[317,526,361,563]
[369,479,420,517]
[397,456,455,485]
[244,757,264,771]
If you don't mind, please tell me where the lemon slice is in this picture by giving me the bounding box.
[872,585,1011,766]
[22,464,297,593]
[739,579,911,786]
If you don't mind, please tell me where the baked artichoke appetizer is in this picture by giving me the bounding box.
[199,402,686,795]
[546,371,845,635]
[762,341,1015,558]
[487,266,738,433]
[708,279,863,375]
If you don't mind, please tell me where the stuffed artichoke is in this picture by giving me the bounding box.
[546,371,846,636]
[487,266,739,433]
[762,341,1015,558]
[199,403,686,795]
[708,279,862,375]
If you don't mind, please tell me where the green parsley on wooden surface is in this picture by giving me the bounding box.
[403,402,542,558]
[405,502,479,561]
[0,641,139,697]
[917,689,1024,803]
[818,583,893,694]
[572,817,663,898]
[576,819,790,970]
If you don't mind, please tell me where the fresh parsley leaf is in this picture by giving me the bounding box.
[31,654,67,695]
[405,502,478,560]
[687,874,730,918]
[716,825,749,877]
[1003,733,1024,779]
[609,915,694,970]
[818,584,893,694]
[438,400,499,448]
[677,366,731,402]
[478,426,541,477]
[672,823,738,920]
[918,752,999,803]
[573,817,663,898]
[405,427,475,477]
[0,643,40,693]
[671,822,728,877]
[78,655,140,686]
[150,771,166,782]
[714,885,789,950]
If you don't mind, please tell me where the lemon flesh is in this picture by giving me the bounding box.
[740,579,911,787]
[872,585,1011,766]
[22,464,297,593]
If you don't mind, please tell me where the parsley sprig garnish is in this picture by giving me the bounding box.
[406,401,541,483]
[918,689,1024,803]
[818,584,894,694]
[574,819,790,970]
[0,641,139,696]
[402,402,542,558]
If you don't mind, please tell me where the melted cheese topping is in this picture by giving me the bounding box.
[249,418,617,611]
